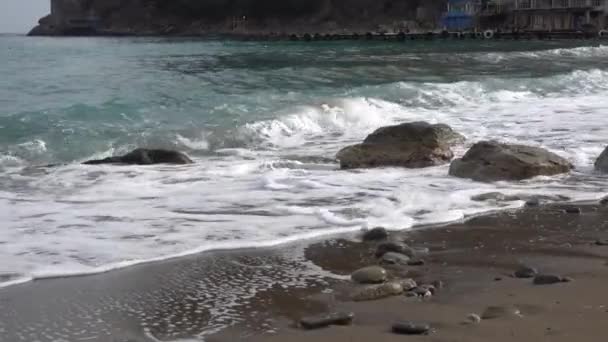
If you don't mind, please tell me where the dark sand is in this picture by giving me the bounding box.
[2,202,608,341]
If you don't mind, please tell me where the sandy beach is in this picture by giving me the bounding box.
[1,201,607,341]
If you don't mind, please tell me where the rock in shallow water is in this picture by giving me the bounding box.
[351,266,387,284]
[299,312,355,329]
[392,321,431,335]
[449,141,573,182]
[336,121,464,169]
[362,227,388,241]
[83,148,193,165]
[351,282,404,301]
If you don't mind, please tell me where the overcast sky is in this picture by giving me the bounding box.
[0,0,50,33]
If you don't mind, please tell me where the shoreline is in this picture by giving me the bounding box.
[2,200,608,341]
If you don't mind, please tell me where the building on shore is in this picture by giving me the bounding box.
[442,0,607,31]
[513,0,608,31]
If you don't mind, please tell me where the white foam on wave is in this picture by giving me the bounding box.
[473,44,608,63]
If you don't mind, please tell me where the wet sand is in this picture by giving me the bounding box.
[2,202,608,341]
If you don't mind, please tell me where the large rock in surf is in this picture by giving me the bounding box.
[84,148,193,165]
[594,146,608,173]
[336,122,464,169]
[449,141,572,182]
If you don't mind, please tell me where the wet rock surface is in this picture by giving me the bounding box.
[84,148,193,165]
[381,252,410,265]
[362,227,388,241]
[449,141,573,182]
[350,282,404,302]
[375,241,414,258]
[337,122,464,169]
[351,266,387,284]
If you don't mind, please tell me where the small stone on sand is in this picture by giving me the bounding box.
[392,321,430,335]
[466,313,482,324]
[514,266,538,278]
[351,266,387,284]
[299,312,354,329]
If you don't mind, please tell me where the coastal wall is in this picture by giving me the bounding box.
[29,0,448,36]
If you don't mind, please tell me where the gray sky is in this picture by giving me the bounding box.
[0,0,50,33]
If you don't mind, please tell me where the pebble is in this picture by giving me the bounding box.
[564,206,582,214]
[392,321,430,335]
[362,227,388,241]
[514,266,538,278]
[382,252,410,265]
[351,266,387,284]
[533,274,567,285]
[300,312,355,329]
[409,287,433,298]
[351,282,403,302]
[375,241,414,258]
[466,313,482,324]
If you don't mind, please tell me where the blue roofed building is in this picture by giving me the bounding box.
[442,0,480,30]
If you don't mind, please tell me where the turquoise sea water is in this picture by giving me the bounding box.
[1,36,608,288]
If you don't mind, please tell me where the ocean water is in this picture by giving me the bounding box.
[1,36,608,288]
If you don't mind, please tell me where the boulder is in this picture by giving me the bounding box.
[351,266,387,284]
[449,141,573,182]
[84,148,193,165]
[337,122,464,169]
[594,146,608,172]
[299,312,354,329]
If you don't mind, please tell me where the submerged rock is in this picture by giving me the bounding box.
[351,266,387,284]
[594,146,608,173]
[337,122,464,169]
[84,148,193,165]
[299,312,354,329]
[351,282,403,301]
[362,227,389,241]
[449,141,573,182]
[392,321,431,335]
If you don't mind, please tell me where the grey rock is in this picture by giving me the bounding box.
[409,287,433,297]
[449,141,573,182]
[412,246,430,256]
[84,148,193,165]
[375,241,414,258]
[514,266,538,278]
[351,266,387,284]
[337,122,464,169]
[351,282,403,301]
[594,146,608,173]
[362,227,388,241]
[595,239,608,246]
[600,196,608,205]
[299,312,354,329]
[392,321,430,335]
[525,198,541,207]
[481,305,521,319]
[381,252,410,265]
[533,274,567,285]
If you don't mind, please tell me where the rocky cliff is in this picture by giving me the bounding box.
[29,0,447,36]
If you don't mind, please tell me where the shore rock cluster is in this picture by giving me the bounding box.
[335,121,598,182]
